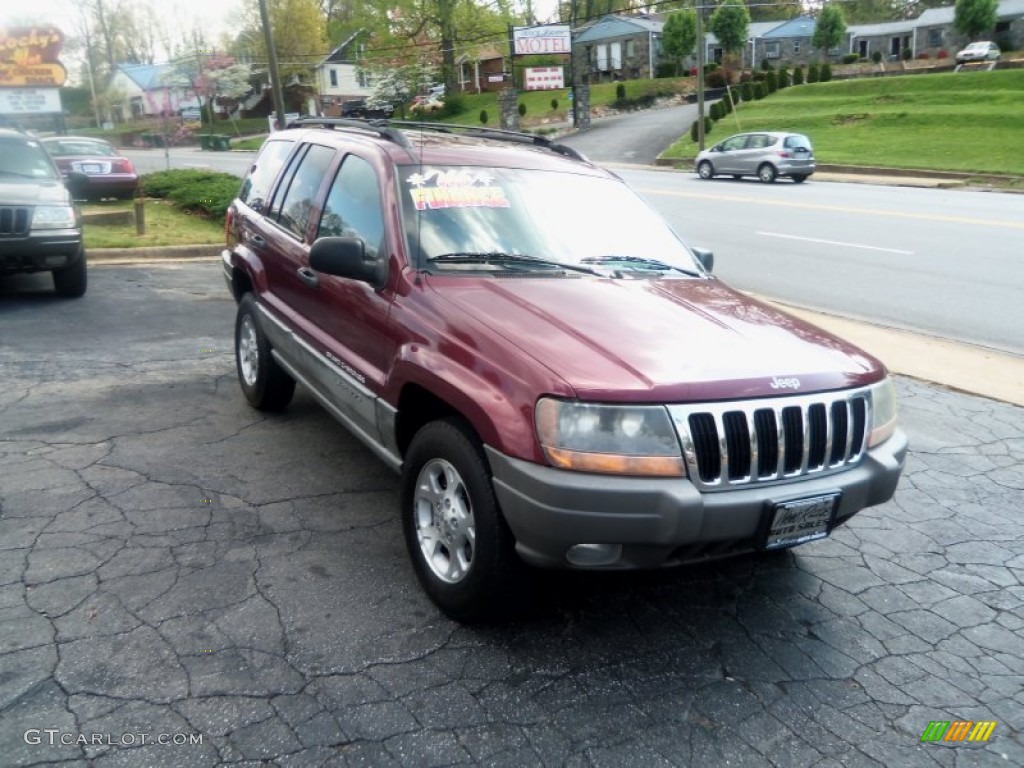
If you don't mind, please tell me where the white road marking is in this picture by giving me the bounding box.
[756,231,914,255]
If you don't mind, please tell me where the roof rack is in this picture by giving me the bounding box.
[284,116,587,163]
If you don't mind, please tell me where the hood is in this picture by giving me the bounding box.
[0,178,71,206]
[428,276,883,402]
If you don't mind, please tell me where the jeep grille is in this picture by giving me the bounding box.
[668,390,869,490]
[0,207,31,238]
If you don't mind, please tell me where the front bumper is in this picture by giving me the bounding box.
[0,231,83,274]
[487,428,907,569]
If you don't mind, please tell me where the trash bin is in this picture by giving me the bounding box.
[199,134,212,150]
[211,134,230,151]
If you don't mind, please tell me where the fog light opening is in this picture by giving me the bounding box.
[566,543,622,567]
[44,255,68,267]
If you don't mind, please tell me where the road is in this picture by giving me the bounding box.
[618,168,1024,355]
[1,261,1022,766]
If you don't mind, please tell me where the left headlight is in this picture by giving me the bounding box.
[867,378,898,447]
[535,398,685,477]
[32,205,77,230]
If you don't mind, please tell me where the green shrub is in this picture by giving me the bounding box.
[550,98,559,111]
[140,169,239,219]
[777,66,789,88]
[690,116,713,142]
[720,91,733,114]
[742,81,754,101]
[807,63,820,83]
[518,102,527,117]
[820,63,832,82]
[842,53,859,64]
[766,70,778,93]
[902,47,913,61]
[792,66,804,85]
[616,82,626,99]
[871,50,882,64]
[706,62,719,72]
[436,93,466,118]
[754,82,767,99]
[479,109,488,124]
[761,58,773,71]
[709,101,722,120]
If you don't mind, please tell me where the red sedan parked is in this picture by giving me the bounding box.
[41,136,139,201]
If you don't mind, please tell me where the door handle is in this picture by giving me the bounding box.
[297,267,319,289]
[249,234,266,248]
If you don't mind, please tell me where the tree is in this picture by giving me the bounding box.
[812,5,847,63]
[662,10,697,77]
[165,52,253,127]
[954,0,998,40]
[709,0,750,63]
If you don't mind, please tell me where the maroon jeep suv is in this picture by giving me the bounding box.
[223,119,907,620]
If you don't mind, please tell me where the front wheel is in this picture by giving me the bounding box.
[401,419,526,621]
[791,174,808,184]
[758,164,778,184]
[697,161,714,180]
[52,249,87,298]
[235,294,296,411]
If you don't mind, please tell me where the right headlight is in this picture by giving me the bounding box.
[867,378,898,447]
[535,398,685,477]
[32,205,77,230]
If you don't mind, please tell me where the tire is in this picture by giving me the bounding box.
[697,161,714,180]
[234,294,296,411]
[758,163,778,184]
[52,249,87,298]
[791,174,808,184]
[401,419,526,621]
[732,175,742,180]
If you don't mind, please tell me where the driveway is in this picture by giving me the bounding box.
[1,262,1022,766]
[558,103,700,165]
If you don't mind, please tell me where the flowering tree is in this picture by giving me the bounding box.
[166,52,253,128]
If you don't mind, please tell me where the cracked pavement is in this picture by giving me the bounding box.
[1,262,1022,767]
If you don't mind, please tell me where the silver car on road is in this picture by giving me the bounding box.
[695,131,815,183]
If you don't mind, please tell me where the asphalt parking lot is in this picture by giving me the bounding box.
[1,261,1022,767]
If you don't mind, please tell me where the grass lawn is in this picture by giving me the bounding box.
[661,69,1024,175]
[83,199,223,249]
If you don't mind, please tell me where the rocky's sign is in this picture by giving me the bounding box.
[0,26,67,87]
[512,25,571,56]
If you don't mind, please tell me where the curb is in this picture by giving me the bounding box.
[90,244,220,263]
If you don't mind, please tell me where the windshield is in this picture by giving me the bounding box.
[398,165,702,276]
[0,137,60,180]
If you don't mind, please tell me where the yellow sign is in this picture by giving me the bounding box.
[0,26,66,87]
[0,61,67,87]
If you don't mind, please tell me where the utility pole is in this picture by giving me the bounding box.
[258,0,288,130]
[696,3,705,150]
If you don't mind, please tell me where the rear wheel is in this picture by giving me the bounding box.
[758,164,778,184]
[791,174,808,184]
[52,249,87,298]
[697,161,714,180]
[235,294,296,411]
[401,419,526,621]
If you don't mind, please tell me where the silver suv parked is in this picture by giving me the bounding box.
[696,131,815,184]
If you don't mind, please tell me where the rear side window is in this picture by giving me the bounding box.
[318,155,385,257]
[746,135,775,149]
[238,139,296,211]
[274,144,336,239]
[784,135,812,150]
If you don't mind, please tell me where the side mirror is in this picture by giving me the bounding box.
[64,171,89,200]
[309,236,384,286]
[692,247,714,273]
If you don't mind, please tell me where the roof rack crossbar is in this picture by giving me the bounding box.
[285,117,412,150]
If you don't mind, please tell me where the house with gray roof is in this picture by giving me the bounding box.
[571,15,664,82]
[106,63,199,121]
[847,19,917,61]
[914,0,1024,57]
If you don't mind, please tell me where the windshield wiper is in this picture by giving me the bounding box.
[580,255,703,278]
[427,252,604,276]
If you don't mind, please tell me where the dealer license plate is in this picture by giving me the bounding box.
[82,163,104,174]
[763,493,839,550]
